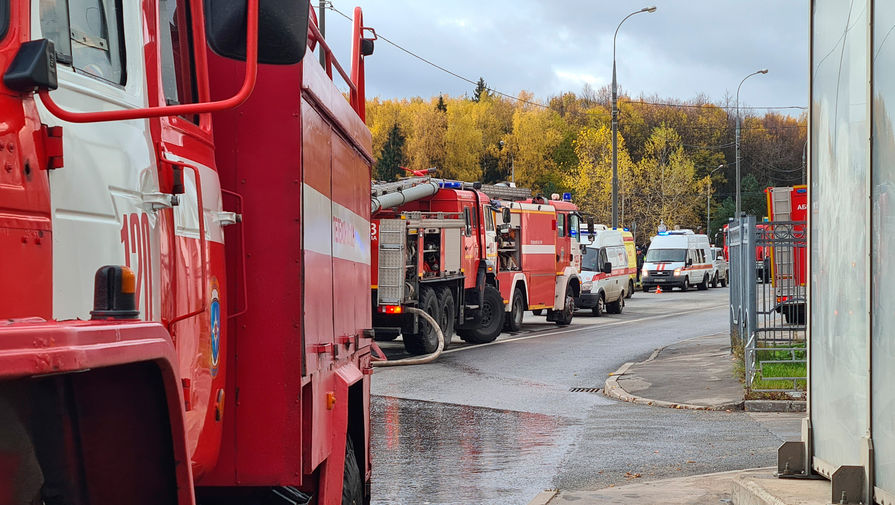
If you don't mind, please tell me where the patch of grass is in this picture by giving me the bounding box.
[736,339,807,398]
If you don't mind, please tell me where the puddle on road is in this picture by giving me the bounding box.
[372,395,571,505]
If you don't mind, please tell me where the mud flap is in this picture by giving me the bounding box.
[317,364,363,504]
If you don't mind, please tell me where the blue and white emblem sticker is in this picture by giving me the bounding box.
[210,286,221,377]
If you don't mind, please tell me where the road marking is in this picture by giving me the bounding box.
[442,303,728,355]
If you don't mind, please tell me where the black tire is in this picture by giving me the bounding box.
[435,287,456,350]
[532,309,543,316]
[403,286,442,355]
[711,272,719,288]
[342,436,364,505]
[642,285,651,293]
[591,292,605,317]
[697,273,709,291]
[680,277,689,292]
[505,289,524,332]
[720,273,728,287]
[372,332,399,342]
[783,305,806,325]
[458,286,504,344]
[606,293,625,314]
[554,287,574,326]
[626,280,634,299]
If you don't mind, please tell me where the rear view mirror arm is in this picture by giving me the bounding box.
[38,0,260,123]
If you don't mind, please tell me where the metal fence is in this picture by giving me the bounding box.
[729,217,807,393]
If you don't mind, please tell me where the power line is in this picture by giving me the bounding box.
[327,4,807,113]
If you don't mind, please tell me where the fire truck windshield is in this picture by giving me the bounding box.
[645,249,686,263]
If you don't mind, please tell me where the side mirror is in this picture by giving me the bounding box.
[501,208,511,224]
[587,217,595,242]
[205,0,310,65]
[601,262,612,274]
[4,39,58,92]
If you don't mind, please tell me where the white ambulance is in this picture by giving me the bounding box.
[641,230,712,292]
[577,227,632,315]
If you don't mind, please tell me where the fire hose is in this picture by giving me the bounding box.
[371,307,444,367]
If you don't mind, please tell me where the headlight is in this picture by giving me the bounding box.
[674,267,683,276]
[641,267,649,277]
[581,281,593,292]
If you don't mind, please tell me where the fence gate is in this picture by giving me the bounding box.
[728,216,806,393]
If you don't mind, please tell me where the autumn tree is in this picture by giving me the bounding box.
[472,77,491,103]
[376,124,405,181]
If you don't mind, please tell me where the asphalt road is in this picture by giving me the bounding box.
[370,287,800,505]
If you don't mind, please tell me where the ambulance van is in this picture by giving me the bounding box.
[578,228,632,315]
[641,230,712,292]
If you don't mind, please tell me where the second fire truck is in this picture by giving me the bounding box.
[371,180,581,355]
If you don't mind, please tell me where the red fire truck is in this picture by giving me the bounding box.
[493,194,582,331]
[370,181,581,354]
[0,2,373,504]
[765,185,808,324]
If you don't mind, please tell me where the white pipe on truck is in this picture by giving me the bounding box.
[371,180,440,214]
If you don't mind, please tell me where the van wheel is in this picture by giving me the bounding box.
[642,285,651,293]
[458,286,504,344]
[606,293,624,314]
[697,274,709,291]
[720,273,728,287]
[435,287,456,349]
[592,293,604,317]
[505,289,524,332]
[626,280,634,299]
[403,286,441,355]
[711,272,719,288]
[680,277,689,292]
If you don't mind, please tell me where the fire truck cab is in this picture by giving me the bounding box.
[494,194,582,331]
[0,2,374,504]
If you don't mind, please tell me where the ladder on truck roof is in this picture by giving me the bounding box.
[371,177,533,202]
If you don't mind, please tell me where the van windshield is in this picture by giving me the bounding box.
[581,247,600,272]
[645,249,686,263]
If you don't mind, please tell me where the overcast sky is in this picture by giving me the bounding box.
[323,1,808,113]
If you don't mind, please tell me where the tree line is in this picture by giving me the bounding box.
[367,78,807,243]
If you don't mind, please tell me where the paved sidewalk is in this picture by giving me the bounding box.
[603,333,744,410]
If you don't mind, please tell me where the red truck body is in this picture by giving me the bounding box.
[765,185,808,321]
[0,2,373,504]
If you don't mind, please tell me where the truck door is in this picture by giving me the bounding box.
[481,203,498,265]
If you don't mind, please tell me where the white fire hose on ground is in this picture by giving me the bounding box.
[371,307,444,367]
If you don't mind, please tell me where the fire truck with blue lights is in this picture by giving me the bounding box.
[370,181,581,354]
[0,2,373,504]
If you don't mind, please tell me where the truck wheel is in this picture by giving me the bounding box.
[458,286,504,344]
[720,273,728,287]
[532,309,543,316]
[505,289,524,332]
[626,280,634,299]
[403,286,442,355]
[435,287,456,349]
[606,293,624,314]
[697,273,709,291]
[680,277,689,292]
[554,287,574,326]
[373,331,399,342]
[592,293,604,317]
[342,436,363,505]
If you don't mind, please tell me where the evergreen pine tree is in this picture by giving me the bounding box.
[472,77,490,102]
[377,124,405,181]
[435,95,447,112]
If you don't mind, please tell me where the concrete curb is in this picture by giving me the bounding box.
[526,489,557,505]
[603,346,745,412]
[744,400,806,412]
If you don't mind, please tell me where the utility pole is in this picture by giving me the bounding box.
[318,1,327,67]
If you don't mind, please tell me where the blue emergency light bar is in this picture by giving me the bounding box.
[438,181,463,189]
[562,192,572,201]
[796,188,807,194]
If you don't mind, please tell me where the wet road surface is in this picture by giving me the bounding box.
[370,288,799,504]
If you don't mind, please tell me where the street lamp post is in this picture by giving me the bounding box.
[611,6,656,229]
[735,69,768,218]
